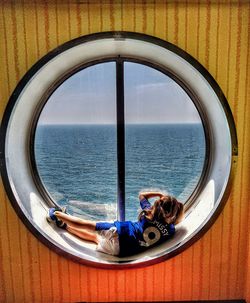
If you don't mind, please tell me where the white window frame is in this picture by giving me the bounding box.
[0,32,237,268]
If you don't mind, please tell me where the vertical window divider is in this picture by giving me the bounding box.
[116,57,125,221]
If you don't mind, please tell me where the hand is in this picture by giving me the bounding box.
[139,191,164,201]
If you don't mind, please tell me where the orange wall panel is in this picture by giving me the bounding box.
[0,1,250,302]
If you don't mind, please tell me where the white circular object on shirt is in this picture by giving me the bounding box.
[143,227,161,246]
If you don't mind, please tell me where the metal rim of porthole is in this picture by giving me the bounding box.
[0,31,238,269]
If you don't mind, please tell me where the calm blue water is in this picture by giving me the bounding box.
[35,124,205,221]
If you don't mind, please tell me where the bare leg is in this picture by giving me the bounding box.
[55,217,95,232]
[66,225,99,244]
[54,211,96,230]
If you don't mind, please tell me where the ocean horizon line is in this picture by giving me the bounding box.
[37,122,202,126]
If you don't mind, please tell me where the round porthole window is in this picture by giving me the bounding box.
[0,32,237,268]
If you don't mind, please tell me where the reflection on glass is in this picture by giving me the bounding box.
[35,62,117,221]
[124,62,206,221]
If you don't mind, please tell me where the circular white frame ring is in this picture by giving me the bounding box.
[0,32,237,268]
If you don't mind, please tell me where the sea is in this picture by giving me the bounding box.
[35,124,205,221]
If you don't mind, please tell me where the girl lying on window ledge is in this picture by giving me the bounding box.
[47,192,184,257]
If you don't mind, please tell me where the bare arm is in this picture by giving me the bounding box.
[139,191,164,201]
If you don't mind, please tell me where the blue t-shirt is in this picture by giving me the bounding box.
[114,198,175,257]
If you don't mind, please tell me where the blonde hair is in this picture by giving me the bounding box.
[139,195,184,225]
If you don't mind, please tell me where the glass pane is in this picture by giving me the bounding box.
[34,62,117,221]
[124,62,206,221]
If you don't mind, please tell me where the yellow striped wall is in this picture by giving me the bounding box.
[0,1,250,302]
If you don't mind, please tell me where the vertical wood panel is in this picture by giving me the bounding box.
[54,2,70,46]
[0,1,250,302]
[100,3,110,32]
[113,2,123,31]
[173,254,182,301]
[179,247,193,300]
[243,6,250,302]
[2,4,18,94]
[226,2,243,298]
[0,5,10,118]
[177,2,187,51]
[68,261,81,302]
[191,241,201,299]
[166,2,176,44]
[0,182,14,303]
[185,2,199,58]
[154,1,167,41]
[121,1,134,32]
[245,27,250,299]
[134,1,143,33]
[204,0,211,69]
[46,2,60,50]
[173,1,179,46]
[233,4,249,298]
[0,226,5,303]
[208,218,223,300]
[197,2,207,66]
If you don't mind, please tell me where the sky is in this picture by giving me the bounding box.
[38,61,202,125]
